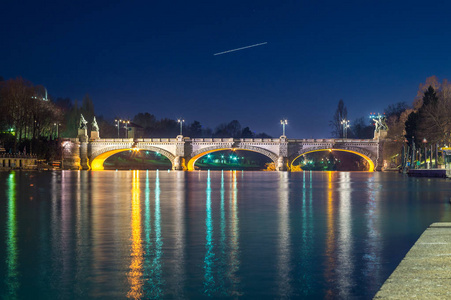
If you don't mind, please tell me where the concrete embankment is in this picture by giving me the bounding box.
[407,169,447,178]
[374,223,451,299]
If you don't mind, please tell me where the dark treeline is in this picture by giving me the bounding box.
[0,77,62,159]
[0,77,271,159]
[329,75,451,168]
[127,114,271,139]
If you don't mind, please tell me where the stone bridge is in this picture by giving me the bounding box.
[62,129,382,171]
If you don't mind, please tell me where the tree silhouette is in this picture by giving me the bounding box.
[330,99,347,138]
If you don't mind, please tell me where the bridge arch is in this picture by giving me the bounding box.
[289,146,376,172]
[90,145,176,170]
[186,145,279,171]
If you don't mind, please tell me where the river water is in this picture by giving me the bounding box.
[0,170,450,299]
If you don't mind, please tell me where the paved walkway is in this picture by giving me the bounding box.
[374,223,451,299]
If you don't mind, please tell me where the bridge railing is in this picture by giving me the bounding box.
[91,138,134,143]
[191,138,280,143]
[67,137,378,144]
[138,138,179,142]
[290,138,377,143]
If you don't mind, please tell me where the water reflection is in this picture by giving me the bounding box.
[170,171,185,296]
[364,175,382,292]
[144,170,164,298]
[201,170,242,297]
[6,172,18,299]
[324,171,336,298]
[144,170,151,297]
[337,172,353,298]
[75,170,91,298]
[298,171,314,296]
[212,171,227,296]
[203,170,215,295]
[51,170,74,298]
[277,172,291,297]
[128,170,144,299]
[1,171,450,299]
[218,171,226,293]
[228,171,240,296]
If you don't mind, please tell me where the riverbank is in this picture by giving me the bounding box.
[374,223,451,299]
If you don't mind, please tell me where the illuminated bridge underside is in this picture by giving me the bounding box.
[291,148,375,172]
[90,146,176,171]
[186,147,278,171]
[63,137,382,171]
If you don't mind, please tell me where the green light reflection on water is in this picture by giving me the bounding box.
[146,170,163,298]
[154,170,163,294]
[218,170,226,293]
[203,170,215,295]
[144,170,152,296]
[6,171,18,299]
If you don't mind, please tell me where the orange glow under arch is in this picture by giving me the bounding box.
[290,149,375,172]
[186,148,275,171]
[90,149,135,170]
[90,149,170,170]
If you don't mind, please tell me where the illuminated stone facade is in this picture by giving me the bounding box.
[62,134,383,171]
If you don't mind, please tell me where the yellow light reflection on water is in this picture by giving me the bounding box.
[228,170,241,296]
[325,171,336,298]
[128,170,143,299]
[6,171,18,299]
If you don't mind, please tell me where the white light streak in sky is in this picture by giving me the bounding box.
[213,42,268,56]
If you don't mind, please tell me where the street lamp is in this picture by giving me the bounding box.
[422,138,428,169]
[341,119,350,138]
[114,119,122,138]
[122,120,130,138]
[280,119,288,136]
[53,122,61,139]
[177,118,185,135]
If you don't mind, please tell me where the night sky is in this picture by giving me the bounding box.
[2,0,451,138]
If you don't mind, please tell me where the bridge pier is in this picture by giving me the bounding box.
[61,139,81,169]
[172,156,184,170]
[78,128,89,170]
[80,142,89,170]
[277,156,289,171]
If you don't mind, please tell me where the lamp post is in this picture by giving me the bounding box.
[280,119,287,136]
[422,138,428,169]
[177,118,185,135]
[114,119,122,138]
[341,119,350,138]
[123,120,130,138]
[53,123,61,139]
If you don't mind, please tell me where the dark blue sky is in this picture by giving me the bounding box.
[2,0,451,137]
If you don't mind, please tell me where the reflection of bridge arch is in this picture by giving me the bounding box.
[290,147,376,172]
[90,145,175,170]
[187,145,278,171]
